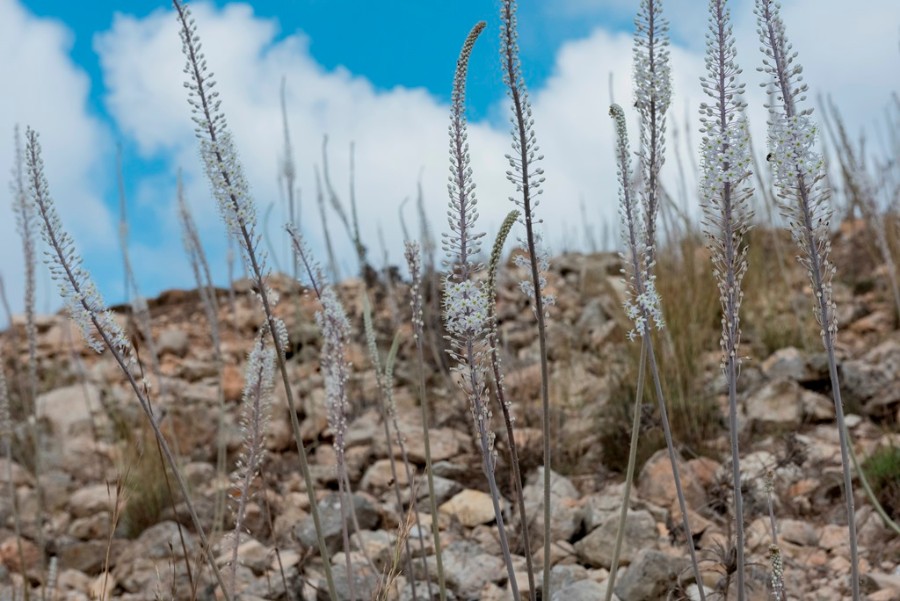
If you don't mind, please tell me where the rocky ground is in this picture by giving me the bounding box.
[1,220,899,600]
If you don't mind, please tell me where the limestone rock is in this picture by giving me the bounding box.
[522,467,582,546]
[638,449,707,512]
[294,493,379,554]
[440,489,501,528]
[614,549,689,601]
[574,509,657,568]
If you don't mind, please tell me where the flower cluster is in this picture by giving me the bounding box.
[769,544,785,598]
[444,280,490,338]
[404,241,425,343]
[316,287,351,453]
[175,0,265,280]
[11,127,40,404]
[512,235,555,316]
[633,0,672,116]
[633,0,671,264]
[623,280,665,342]
[768,115,823,188]
[610,104,665,340]
[443,22,487,280]
[698,0,755,369]
[756,0,837,341]
[25,129,133,363]
[233,332,275,510]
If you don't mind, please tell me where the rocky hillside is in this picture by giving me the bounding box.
[1,220,899,600]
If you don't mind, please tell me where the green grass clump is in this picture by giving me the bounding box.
[862,445,900,520]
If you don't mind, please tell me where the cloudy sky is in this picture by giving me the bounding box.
[1,0,897,321]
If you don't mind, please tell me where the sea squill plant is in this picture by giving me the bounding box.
[607,1,671,597]
[172,2,336,597]
[755,1,859,597]
[609,105,706,597]
[443,20,520,600]
[24,126,232,599]
[484,209,535,596]
[698,0,754,598]
[318,286,357,597]
[229,329,275,594]
[322,136,368,277]
[404,240,448,599]
[362,293,432,598]
[116,148,167,407]
[499,2,552,596]
[286,224,367,599]
[10,125,47,592]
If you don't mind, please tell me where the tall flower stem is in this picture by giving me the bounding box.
[443,21,520,600]
[604,340,647,601]
[610,105,706,600]
[172,3,336,597]
[698,1,755,598]
[499,3,551,596]
[486,210,536,600]
[608,3,671,596]
[756,2,858,597]
[24,128,231,601]
[405,242,448,600]
[363,295,428,600]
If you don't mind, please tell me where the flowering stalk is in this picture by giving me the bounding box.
[405,241,448,600]
[499,3,551,597]
[279,77,299,280]
[609,105,706,600]
[633,0,671,267]
[172,3,336,597]
[486,210,536,596]
[24,127,232,601]
[756,2,859,597]
[443,21,520,600]
[10,126,47,596]
[363,294,431,599]
[286,224,368,597]
[698,1,754,598]
[319,286,356,598]
[607,4,671,597]
[230,331,275,594]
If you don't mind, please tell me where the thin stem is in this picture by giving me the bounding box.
[500,4,552,595]
[758,4,859,595]
[413,339,447,598]
[645,336,706,599]
[605,339,647,601]
[465,348,520,601]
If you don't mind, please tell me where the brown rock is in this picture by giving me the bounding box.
[440,489,502,528]
[361,458,411,492]
[638,449,707,512]
[0,536,41,574]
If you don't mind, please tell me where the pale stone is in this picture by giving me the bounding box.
[575,509,657,568]
[440,489,501,528]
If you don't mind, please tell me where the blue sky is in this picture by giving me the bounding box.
[1,0,898,322]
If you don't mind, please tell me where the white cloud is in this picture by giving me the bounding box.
[0,0,114,323]
[93,2,704,285]
[2,0,895,327]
